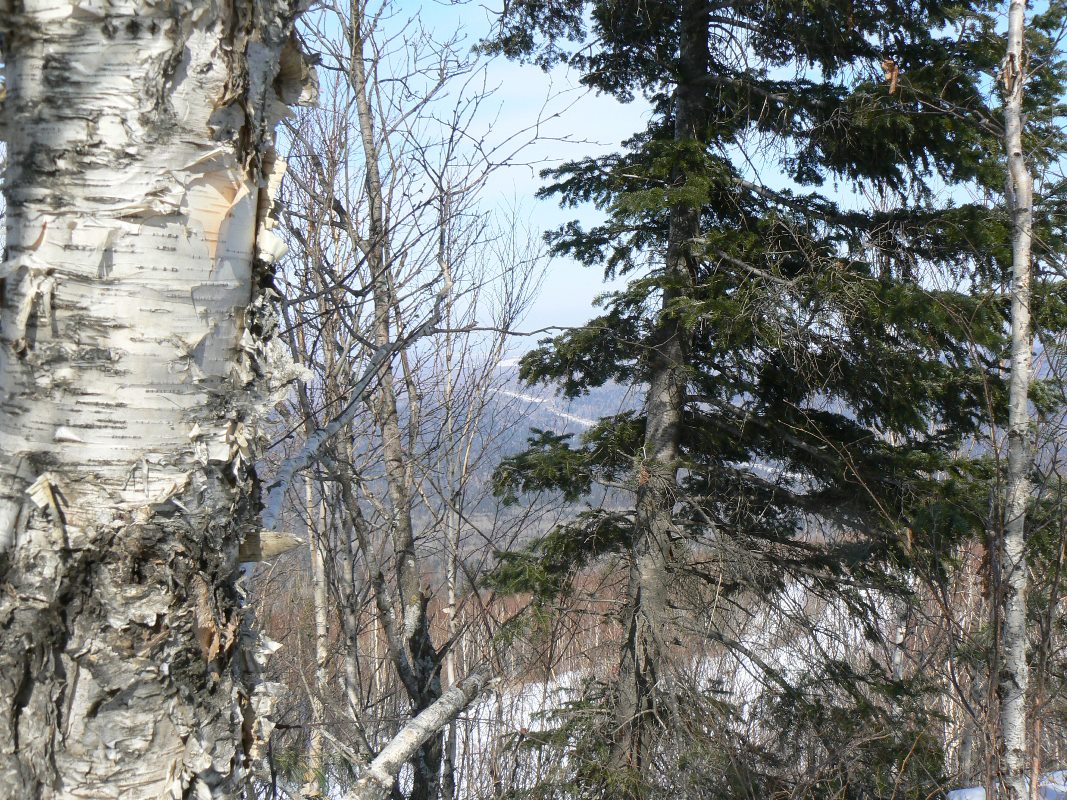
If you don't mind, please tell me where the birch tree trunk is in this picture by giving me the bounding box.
[441,231,461,800]
[999,1,1034,796]
[0,2,312,796]
[343,670,488,800]
[302,478,328,798]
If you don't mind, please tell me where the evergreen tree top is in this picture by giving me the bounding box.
[485,0,1067,636]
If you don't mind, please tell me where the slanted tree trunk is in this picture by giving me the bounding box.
[611,0,709,789]
[344,670,488,800]
[999,1,1034,797]
[0,1,311,796]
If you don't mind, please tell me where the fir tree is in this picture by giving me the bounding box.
[483,1,1067,797]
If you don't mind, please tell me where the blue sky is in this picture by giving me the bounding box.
[392,0,652,334]
[382,1,1007,339]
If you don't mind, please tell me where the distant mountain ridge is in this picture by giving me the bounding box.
[493,359,638,445]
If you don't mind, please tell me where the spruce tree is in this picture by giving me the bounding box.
[482,1,1067,796]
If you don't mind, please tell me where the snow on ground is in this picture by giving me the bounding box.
[948,771,1067,799]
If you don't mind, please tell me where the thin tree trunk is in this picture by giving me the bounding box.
[303,478,329,797]
[999,1,1034,796]
[344,671,487,800]
[611,1,709,790]
[348,4,444,796]
[1029,715,1041,800]
[892,589,910,681]
[960,655,986,784]
[441,240,461,800]
[0,1,311,796]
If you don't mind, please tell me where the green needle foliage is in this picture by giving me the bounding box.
[482,1,1067,797]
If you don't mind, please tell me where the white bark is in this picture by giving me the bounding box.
[0,1,312,796]
[1000,2,1034,797]
[302,479,328,798]
[343,670,488,800]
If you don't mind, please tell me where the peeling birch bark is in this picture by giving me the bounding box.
[999,2,1034,797]
[0,2,312,797]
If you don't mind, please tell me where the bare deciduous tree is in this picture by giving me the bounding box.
[253,3,554,796]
